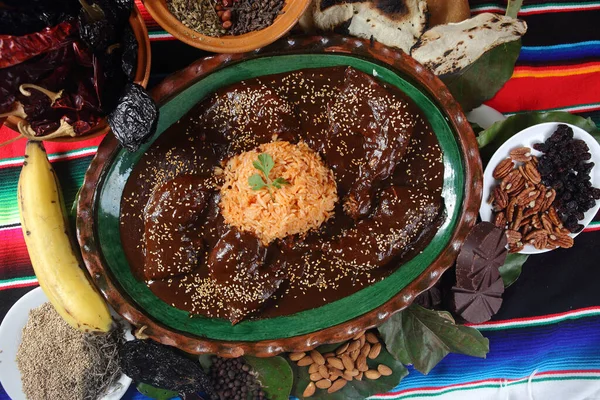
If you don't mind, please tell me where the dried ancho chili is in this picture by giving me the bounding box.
[0,0,156,151]
[120,340,217,399]
[108,83,158,152]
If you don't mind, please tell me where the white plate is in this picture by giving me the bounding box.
[480,122,600,254]
[0,287,133,400]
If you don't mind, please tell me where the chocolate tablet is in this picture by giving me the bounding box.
[456,222,507,290]
[452,277,504,324]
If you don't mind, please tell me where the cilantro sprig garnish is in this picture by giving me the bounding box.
[248,153,290,197]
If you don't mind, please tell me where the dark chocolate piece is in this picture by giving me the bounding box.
[452,277,504,323]
[455,222,507,290]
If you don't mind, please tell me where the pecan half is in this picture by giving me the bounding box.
[547,207,562,227]
[506,197,518,222]
[493,158,514,179]
[525,229,548,242]
[541,188,556,212]
[492,187,508,211]
[521,162,542,184]
[541,214,554,232]
[516,187,540,206]
[531,234,548,250]
[511,206,524,230]
[493,212,507,228]
[509,146,532,162]
[505,229,522,244]
[521,223,533,236]
[506,177,525,194]
[548,233,573,249]
[509,241,525,253]
[531,214,543,229]
[501,170,522,192]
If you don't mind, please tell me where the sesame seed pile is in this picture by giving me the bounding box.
[119,66,445,322]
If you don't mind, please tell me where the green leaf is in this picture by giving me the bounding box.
[136,383,179,400]
[248,173,267,190]
[499,253,529,287]
[378,304,489,375]
[506,0,524,18]
[245,356,293,400]
[441,40,521,112]
[271,177,290,189]
[477,111,600,166]
[257,153,274,177]
[289,343,407,399]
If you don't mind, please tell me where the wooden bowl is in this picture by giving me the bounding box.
[3,6,151,143]
[142,0,310,53]
[77,35,482,357]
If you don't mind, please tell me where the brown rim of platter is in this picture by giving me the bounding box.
[3,5,152,142]
[77,35,483,357]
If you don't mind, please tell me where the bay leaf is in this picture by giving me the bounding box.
[499,253,529,287]
[245,356,293,400]
[441,40,521,112]
[378,305,489,375]
[289,343,407,399]
[136,383,179,400]
[477,111,600,166]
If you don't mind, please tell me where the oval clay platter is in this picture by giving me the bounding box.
[77,35,482,357]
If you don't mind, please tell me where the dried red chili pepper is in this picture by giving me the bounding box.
[0,20,77,69]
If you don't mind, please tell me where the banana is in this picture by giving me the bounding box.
[18,141,112,333]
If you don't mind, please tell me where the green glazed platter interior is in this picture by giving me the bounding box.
[96,54,464,342]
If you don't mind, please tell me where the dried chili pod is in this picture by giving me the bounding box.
[108,83,158,152]
[119,340,216,399]
[0,19,77,69]
[120,25,138,80]
[0,0,79,35]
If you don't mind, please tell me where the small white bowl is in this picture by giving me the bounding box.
[480,122,600,254]
[0,287,133,400]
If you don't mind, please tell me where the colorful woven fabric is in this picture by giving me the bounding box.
[1,1,599,399]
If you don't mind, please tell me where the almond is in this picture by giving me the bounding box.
[493,158,514,179]
[310,350,325,366]
[359,335,366,348]
[347,340,361,353]
[310,373,323,382]
[322,352,334,358]
[360,343,371,357]
[318,365,329,380]
[297,356,314,367]
[316,379,332,389]
[335,342,349,355]
[341,354,354,371]
[365,332,379,344]
[352,331,365,340]
[356,372,364,381]
[342,371,354,381]
[303,382,316,398]
[365,370,381,380]
[356,354,368,371]
[308,363,319,374]
[378,364,393,376]
[368,343,382,359]
[510,146,532,162]
[289,352,306,361]
[328,367,343,377]
[349,349,360,361]
[328,379,347,393]
[327,357,344,370]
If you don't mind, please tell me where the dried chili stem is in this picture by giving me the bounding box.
[19,84,64,106]
[0,102,27,119]
[79,0,105,22]
[17,119,77,140]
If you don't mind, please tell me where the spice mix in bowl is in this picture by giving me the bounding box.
[142,0,311,53]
